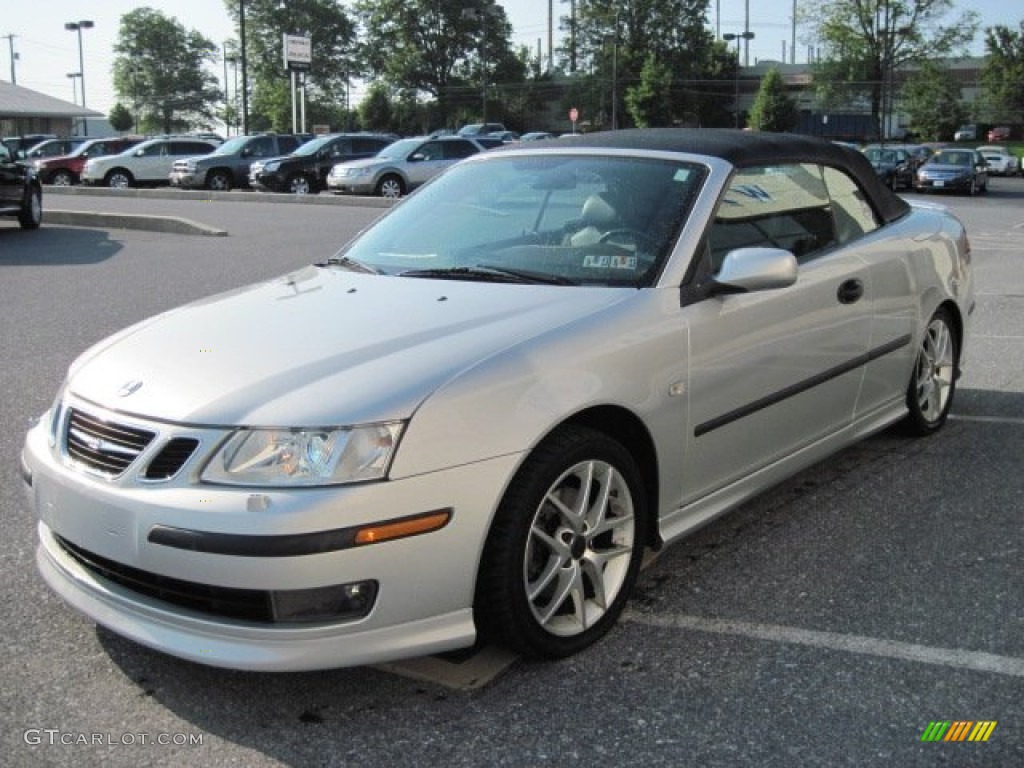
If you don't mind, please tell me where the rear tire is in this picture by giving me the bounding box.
[474,426,646,658]
[902,307,958,436]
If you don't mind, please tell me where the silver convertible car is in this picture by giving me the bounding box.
[22,129,973,671]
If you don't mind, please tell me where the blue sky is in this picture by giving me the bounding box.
[1,0,1013,116]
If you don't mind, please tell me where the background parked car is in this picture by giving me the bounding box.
[861,145,916,190]
[33,137,146,186]
[520,131,556,141]
[986,126,1010,142]
[327,135,485,198]
[249,133,395,194]
[81,137,219,188]
[23,138,90,161]
[169,133,310,191]
[457,122,506,137]
[914,147,989,195]
[1,134,57,158]
[953,124,978,141]
[0,140,42,229]
[976,145,1021,176]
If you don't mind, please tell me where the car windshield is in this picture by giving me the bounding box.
[933,151,973,165]
[333,154,705,287]
[375,138,423,160]
[865,148,897,164]
[212,136,250,155]
[291,135,335,156]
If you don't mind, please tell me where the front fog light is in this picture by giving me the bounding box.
[269,580,378,623]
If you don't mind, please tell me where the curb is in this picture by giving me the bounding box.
[45,210,228,237]
[44,185,394,208]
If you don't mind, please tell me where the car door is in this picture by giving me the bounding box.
[404,140,452,189]
[133,141,169,182]
[681,163,873,504]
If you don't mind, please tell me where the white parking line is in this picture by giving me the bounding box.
[950,413,1024,426]
[622,612,1024,678]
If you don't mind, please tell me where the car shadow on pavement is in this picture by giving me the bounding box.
[0,226,123,266]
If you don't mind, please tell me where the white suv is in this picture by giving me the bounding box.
[81,137,218,188]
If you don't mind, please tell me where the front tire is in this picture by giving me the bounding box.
[105,169,134,189]
[207,170,232,192]
[287,173,313,194]
[475,426,646,658]
[50,170,74,186]
[376,174,405,199]
[19,187,42,229]
[903,307,958,436]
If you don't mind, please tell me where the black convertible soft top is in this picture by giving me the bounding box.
[545,128,911,224]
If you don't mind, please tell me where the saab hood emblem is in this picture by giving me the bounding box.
[117,379,144,397]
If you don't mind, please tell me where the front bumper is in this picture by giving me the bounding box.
[23,408,520,671]
[914,175,973,192]
[327,177,373,195]
[168,171,204,188]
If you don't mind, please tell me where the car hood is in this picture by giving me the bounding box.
[920,163,972,173]
[66,267,631,427]
[335,156,396,172]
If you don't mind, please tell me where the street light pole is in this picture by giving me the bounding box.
[722,31,755,129]
[66,72,80,105]
[64,20,94,136]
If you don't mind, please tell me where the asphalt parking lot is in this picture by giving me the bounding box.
[0,180,1021,767]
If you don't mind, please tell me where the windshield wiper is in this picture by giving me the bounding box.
[398,265,576,286]
[321,255,383,274]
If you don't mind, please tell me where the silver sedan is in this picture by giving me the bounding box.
[23,129,973,671]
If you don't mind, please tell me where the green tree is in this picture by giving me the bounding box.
[112,8,221,133]
[108,103,134,133]
[802,0,978,139]
[359,81,395,133]
[902,60,965,140]
[224,0,358,132]
[625,54,673,127]
[747,68,798,132]
[355,0,521,128]
[980,22,1024,123]
[560,0,729,129]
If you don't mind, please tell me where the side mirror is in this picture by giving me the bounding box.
[241,147,252,157]
[712,247,798,295]
[409,153,426,162]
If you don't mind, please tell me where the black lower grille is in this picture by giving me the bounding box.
[54,536,376,625]
[56,535,274,623]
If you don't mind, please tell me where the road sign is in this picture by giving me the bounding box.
[569,107,579,122]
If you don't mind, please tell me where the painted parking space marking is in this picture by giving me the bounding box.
[622,612,1024,678]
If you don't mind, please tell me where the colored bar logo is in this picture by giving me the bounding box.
[921,721,997,742]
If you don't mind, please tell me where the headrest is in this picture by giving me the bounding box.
[581,193,617,225]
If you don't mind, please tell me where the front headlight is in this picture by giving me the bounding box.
[201,423,404,486]
[263,161,280,172]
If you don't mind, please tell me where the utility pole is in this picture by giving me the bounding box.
[2,34,16,84]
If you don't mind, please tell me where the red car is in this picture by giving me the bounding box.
[987,126,1010,142]
[33,136,145,186]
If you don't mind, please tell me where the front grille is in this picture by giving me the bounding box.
[56,535,274,622]
[144,438,199,480]
[65,408,155,477]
